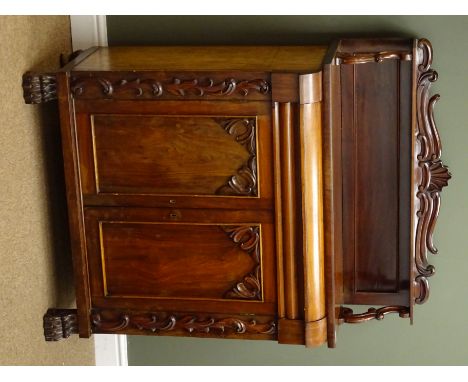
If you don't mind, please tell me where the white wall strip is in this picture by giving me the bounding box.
[70,15,108,51]
[94,334,128,366]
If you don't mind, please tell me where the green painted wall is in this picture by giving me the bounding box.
[107,16,468,365]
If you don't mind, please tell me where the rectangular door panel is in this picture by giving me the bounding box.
[85,207,276,315]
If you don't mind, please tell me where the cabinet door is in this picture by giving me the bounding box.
[75,100,273,210]
[85,207,276,316]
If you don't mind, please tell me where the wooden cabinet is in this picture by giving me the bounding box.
[23,38,451,348]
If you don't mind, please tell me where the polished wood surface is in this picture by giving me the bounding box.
[73,46,328,72]
[85,207,276,316]
[279,102,300,320]
[91,115,253,196]
[98,222,260,300]
[299,81,326,347]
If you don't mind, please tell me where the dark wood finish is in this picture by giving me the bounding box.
[412,39,451,309]
[43,309,78,341]
[340,57,411,305]
[91,309,276,340]
[22,72,57,104]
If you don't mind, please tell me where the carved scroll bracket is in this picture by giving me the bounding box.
[413,38,451,305]
[338,306,410,324]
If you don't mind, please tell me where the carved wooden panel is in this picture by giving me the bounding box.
[70,72,271,101]
[91,309,276,340]
[95,221,263,301]
[412,39,451,305]
[87,115,258,197]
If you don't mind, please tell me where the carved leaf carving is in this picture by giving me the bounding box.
[215,118,258,196]
[221,225,262,300]
[70,76,270,99]
[414,39,451,304]
[91,311,276,336]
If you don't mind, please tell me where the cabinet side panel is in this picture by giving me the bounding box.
[56,72,92,336]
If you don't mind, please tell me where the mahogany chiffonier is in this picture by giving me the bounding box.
[22,38,450,348]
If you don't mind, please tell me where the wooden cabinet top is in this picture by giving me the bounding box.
[71,45,328,72]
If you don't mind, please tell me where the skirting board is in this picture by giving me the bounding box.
[70,15,125,366]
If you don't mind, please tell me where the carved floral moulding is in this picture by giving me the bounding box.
[70,73,271,100]
[215,118,258,197]
[91,310,276,337]
[338,306,410,324]
[220,225,262,300]
[413,38,451,305]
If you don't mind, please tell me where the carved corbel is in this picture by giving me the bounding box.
[43,309,79,341]
[338,306,410,324]
[22,72,57,104]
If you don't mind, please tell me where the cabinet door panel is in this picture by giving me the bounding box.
[75,101,273,210]
[85,207,276,315]
[92,115,255,196]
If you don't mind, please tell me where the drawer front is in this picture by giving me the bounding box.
[75,101,273,209]
[85,207,276,315]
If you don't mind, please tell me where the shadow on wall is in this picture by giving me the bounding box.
[36,101,76,308]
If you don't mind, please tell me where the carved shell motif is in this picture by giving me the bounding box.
[414,39,451,305]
